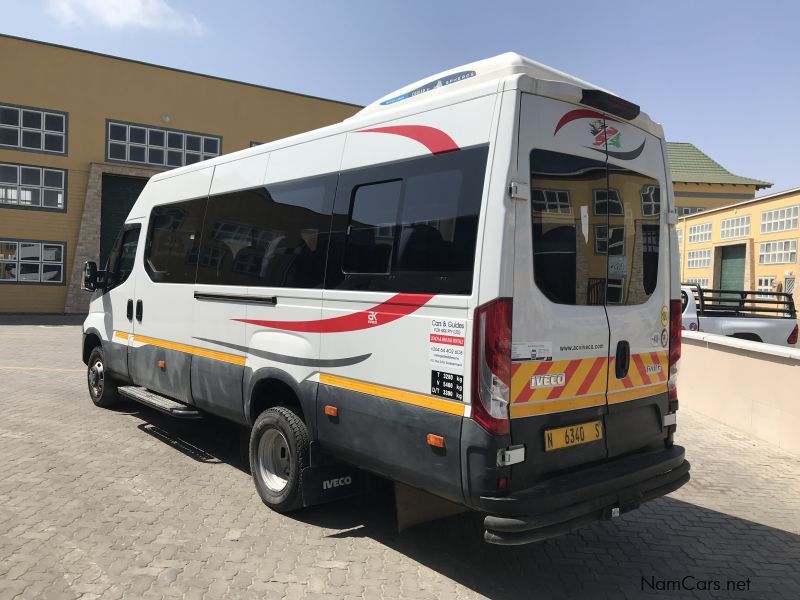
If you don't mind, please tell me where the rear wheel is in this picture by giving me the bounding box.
[87,346,119,408]
[250,407,309,512]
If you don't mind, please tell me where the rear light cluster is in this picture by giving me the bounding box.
[788,324,798,345]
[471,298,512,436]
[668,299,682,402]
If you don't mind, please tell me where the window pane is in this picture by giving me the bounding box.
[203,137,219,154]
[42,189,63,208]
[44,113,64,132]
[19,263,41,281]
[21,130,42,149]
[109,123,127,141]
[166,150,183,167]
[0,261,17,280]
[107,227,140,289]
[43,133,64,153]
[0,185,18,203]
[20,242,41,260]
[185,135,201,152]
[41,264,62,282]
[145,199,206,283]
[148,147,165,165]
[167,132,183,149]
[20,167,41,186]
[0,107,19,126]
[22,110,42,129]
[129,145,146,163]
[0,127,19,146]
[42,244,63,262]
[109,142,126,160]
[344,180,402,274]
[149,129,165,147]
[19,188,41,206]
[0,241,18,260]
[184,152,200,165]
[0,164,17,184]
[198,178,334,287]
[129,127,146,144]
[43,169,64,188]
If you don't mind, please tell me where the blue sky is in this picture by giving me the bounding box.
[3,0,799,194]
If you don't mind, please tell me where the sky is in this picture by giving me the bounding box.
[2,0,799,194]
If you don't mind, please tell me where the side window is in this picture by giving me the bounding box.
[332,145,488,294]
[196,174,335,288]
[106,225,140,290]
[145,198,206,283]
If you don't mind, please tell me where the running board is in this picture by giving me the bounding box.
[118,386,202,419]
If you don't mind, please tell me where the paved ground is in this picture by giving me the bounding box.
[0,320,798,600]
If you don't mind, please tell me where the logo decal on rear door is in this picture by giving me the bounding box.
[553,108,646,160]
[530,373,566,389]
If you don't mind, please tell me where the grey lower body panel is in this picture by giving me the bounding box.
[191,355,245,424]
[129,343,193,404]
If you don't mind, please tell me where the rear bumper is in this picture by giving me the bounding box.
[480,445,689,545]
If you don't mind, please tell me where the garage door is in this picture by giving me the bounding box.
[100,174,148,267]
[720,244,745,290]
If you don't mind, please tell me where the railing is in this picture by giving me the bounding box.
[682,283,797,319]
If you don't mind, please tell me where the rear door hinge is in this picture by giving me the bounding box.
[509,180,530,201]
[497,444,525,467]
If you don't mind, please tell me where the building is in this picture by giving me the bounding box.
[667,142,771,215]
[676,187,799,295]
[0,35,360,313]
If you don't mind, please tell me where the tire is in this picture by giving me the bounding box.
[87,346,119,408]
[250,406,309,513]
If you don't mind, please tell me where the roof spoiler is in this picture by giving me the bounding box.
[580,89,640,121]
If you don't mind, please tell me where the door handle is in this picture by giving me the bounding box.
[126,299,133,321]
[135,299,143,322]
[615,340,630,379]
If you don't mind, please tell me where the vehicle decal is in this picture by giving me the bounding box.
[553,109,619,135]
[357,125,459,154]
[193,337,371,368]
[510,351,668,418]
[319,373,465,416]
[554,108,646,161]
[379,70,476,106]
[234,292,434,333]
[586,139,646,161]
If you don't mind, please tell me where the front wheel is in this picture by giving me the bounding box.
[87,346,119,408]
[250,406,309,513]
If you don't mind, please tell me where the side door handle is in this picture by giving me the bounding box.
[135,299,143,322]
[126,299,133,321]
[615,340,630,379]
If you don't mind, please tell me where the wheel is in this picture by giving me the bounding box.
[87,346,119,408]
[250,406,309,513]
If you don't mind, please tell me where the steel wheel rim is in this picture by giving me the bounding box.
[88,360,104,398]
[258,428,291,493]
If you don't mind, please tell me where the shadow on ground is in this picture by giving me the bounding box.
[124,402,799,600]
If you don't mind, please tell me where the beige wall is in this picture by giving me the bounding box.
[0,35,360,313]
[673,182,758,214]
[681,331,800,454]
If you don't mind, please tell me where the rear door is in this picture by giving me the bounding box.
[511,94,613,489]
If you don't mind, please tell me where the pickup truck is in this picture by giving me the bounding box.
[681,284,798,346]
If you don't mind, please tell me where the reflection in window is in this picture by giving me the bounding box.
[641,185,660,216]
[593,189,624,215]
[532,189,571,214]
[595,225,625,255]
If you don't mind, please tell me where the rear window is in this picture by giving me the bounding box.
[530,149,662,305]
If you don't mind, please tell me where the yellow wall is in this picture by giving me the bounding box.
[673,182,759,214]
[676,190,800,290]
[0,36,360,312]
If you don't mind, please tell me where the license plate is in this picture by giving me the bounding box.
[544,420,603,451]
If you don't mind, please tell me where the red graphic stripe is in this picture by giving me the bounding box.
[358,125,459,154]
[621,374,634,388]
[515,361,552,405]
[234,293,434,333]
[547,359,581,400]
[553,109,620,135]
[632,354,652,386]
[511,363,521,377]
[576,357,606,396]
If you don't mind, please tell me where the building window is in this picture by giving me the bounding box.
[594,224,625,255]
[107,120,221,168]
[720,215,750,239]
[532,189,571,214]
[0,240,65,283]
[759,239,797,264]
[249,141,263,148]
[678,207,705,216]
[687,249,711,268]
[760,205,799,234]
[607,277,625,304]
[0,103,67,154]
[640,185,660,216]
[756,276,776,298]
[0,162,66,211]
[593,188,623,215]
[688,222,712,243]
[686,277,709,287]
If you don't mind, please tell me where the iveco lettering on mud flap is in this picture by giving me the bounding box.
[80,53,689,546]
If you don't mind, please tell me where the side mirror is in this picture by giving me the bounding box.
[82,261,99,291]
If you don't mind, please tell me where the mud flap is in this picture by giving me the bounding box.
[300,463,366,507]
[394,482,467,532]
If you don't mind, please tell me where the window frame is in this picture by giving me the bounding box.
[685,277,709,288]
[688,222,712,244]
[640,184,660,216]
[758,239,798,265]
[687,249,711,269]
[0,161,67,212]
[105,224,142,292]
[760,205,799,234]
[143,197,207,284]
[0,238,66,285]
[719,215,750,240]
[531,188,572,214]
[592,187,624,216]
[0,102,68,156]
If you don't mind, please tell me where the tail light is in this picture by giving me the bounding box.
[472,298,512,435]
[668,299,682,401]
[788,324,798,345]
